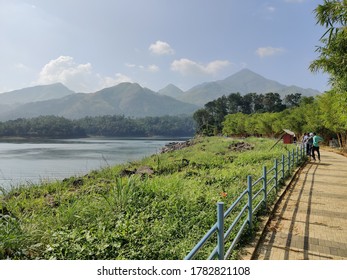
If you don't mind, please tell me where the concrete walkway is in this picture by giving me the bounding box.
[252,150,347,260]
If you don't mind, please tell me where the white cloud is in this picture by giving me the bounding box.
[171,58,230,76]
[37,56,132,92]
[149,40,175,55]
[256,47,285,58]
[125,63,136,68]
[37,56,94,91]
[126,62,160,73]
[147,64,160,72]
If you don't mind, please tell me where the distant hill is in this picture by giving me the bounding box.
[0,83,199,121]
[177,69,321,106]
[0,83,75,105]
[0,69,322,120]
[158,84,184,99]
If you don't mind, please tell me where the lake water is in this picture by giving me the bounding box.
[0,138,186,191]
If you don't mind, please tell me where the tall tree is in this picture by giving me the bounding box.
[284,93,302,108]
[309,0,347,91]
[226,93,243,114]
[193,108,214,136]
[262,92,286,112]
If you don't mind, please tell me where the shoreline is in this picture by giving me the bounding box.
[0,137,191,191]
[0,135,192,142]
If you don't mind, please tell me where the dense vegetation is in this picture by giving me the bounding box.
[308,0,347,148]
[0,137,295,260]
[193,92,312,135]
[221,96,337,141]
[0,116,86,138]
[0,115,195,138]
[310,0,347,93]
[194,91,345,148]
[77,115,195,137]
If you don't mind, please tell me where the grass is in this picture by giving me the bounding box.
[0,136,299,259]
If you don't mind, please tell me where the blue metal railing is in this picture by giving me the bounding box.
[185,145,306,260]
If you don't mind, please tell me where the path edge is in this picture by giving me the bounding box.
[238,161,308,260]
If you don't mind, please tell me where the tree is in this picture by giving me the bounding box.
[299,96,315,106]
[226,93,243,114]
[239,93,253,114]
[317,91,347,146]
[222,112,247,136]
[309,0,347,91]
[309,0,347,148]
[193,108,214,136]
[194,92,303,136]
[262,92,286,112]
[255,112,279,137]
[284,93,302,108]
[252,93,265,113]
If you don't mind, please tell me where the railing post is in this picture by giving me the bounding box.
[247,175,253,231]
[263,166,267,210]
[217,202,224,260]
[304,143,307,158]
[274,158,278,191]
[300,144,303,160]
[296,146,299,166]
[288,151,291,172]
[292,149,295,167]
[281,154,285,180]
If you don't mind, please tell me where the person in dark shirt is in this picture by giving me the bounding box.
[311,132,323,161]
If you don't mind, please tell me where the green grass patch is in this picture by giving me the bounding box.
[0,136,299,259]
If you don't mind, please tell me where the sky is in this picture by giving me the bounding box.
[0,0,330,94]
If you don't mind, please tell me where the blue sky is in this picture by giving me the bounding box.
[0,0,329,93]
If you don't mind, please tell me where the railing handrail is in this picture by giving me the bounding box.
[185,145,306,260]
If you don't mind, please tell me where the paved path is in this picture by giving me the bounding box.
[252,150,347,260]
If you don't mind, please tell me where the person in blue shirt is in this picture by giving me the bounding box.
[311,132,323,161]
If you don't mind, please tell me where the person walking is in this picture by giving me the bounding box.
[307,133,314,159]
[311,132,323,161]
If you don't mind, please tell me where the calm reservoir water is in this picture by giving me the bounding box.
[0,138,185,190]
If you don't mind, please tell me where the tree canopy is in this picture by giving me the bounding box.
[193,92,299,136]
[309,0,347,147]
[309,0,347,91]
[0,115,195,138]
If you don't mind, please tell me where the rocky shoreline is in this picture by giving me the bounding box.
[160,140,193,153]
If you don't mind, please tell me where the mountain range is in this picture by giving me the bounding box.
[0,83,74,105]
[0,83,199,120]
[0,69,321,121]
[176,69,321,106]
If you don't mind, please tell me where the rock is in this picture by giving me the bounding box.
[72,178,84,187]
[228,142,254,152]
[135,166,154,176]
[120,166,155,177]
[120,169,136,176]
[44,194,59,207]
[160,140,193,153]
